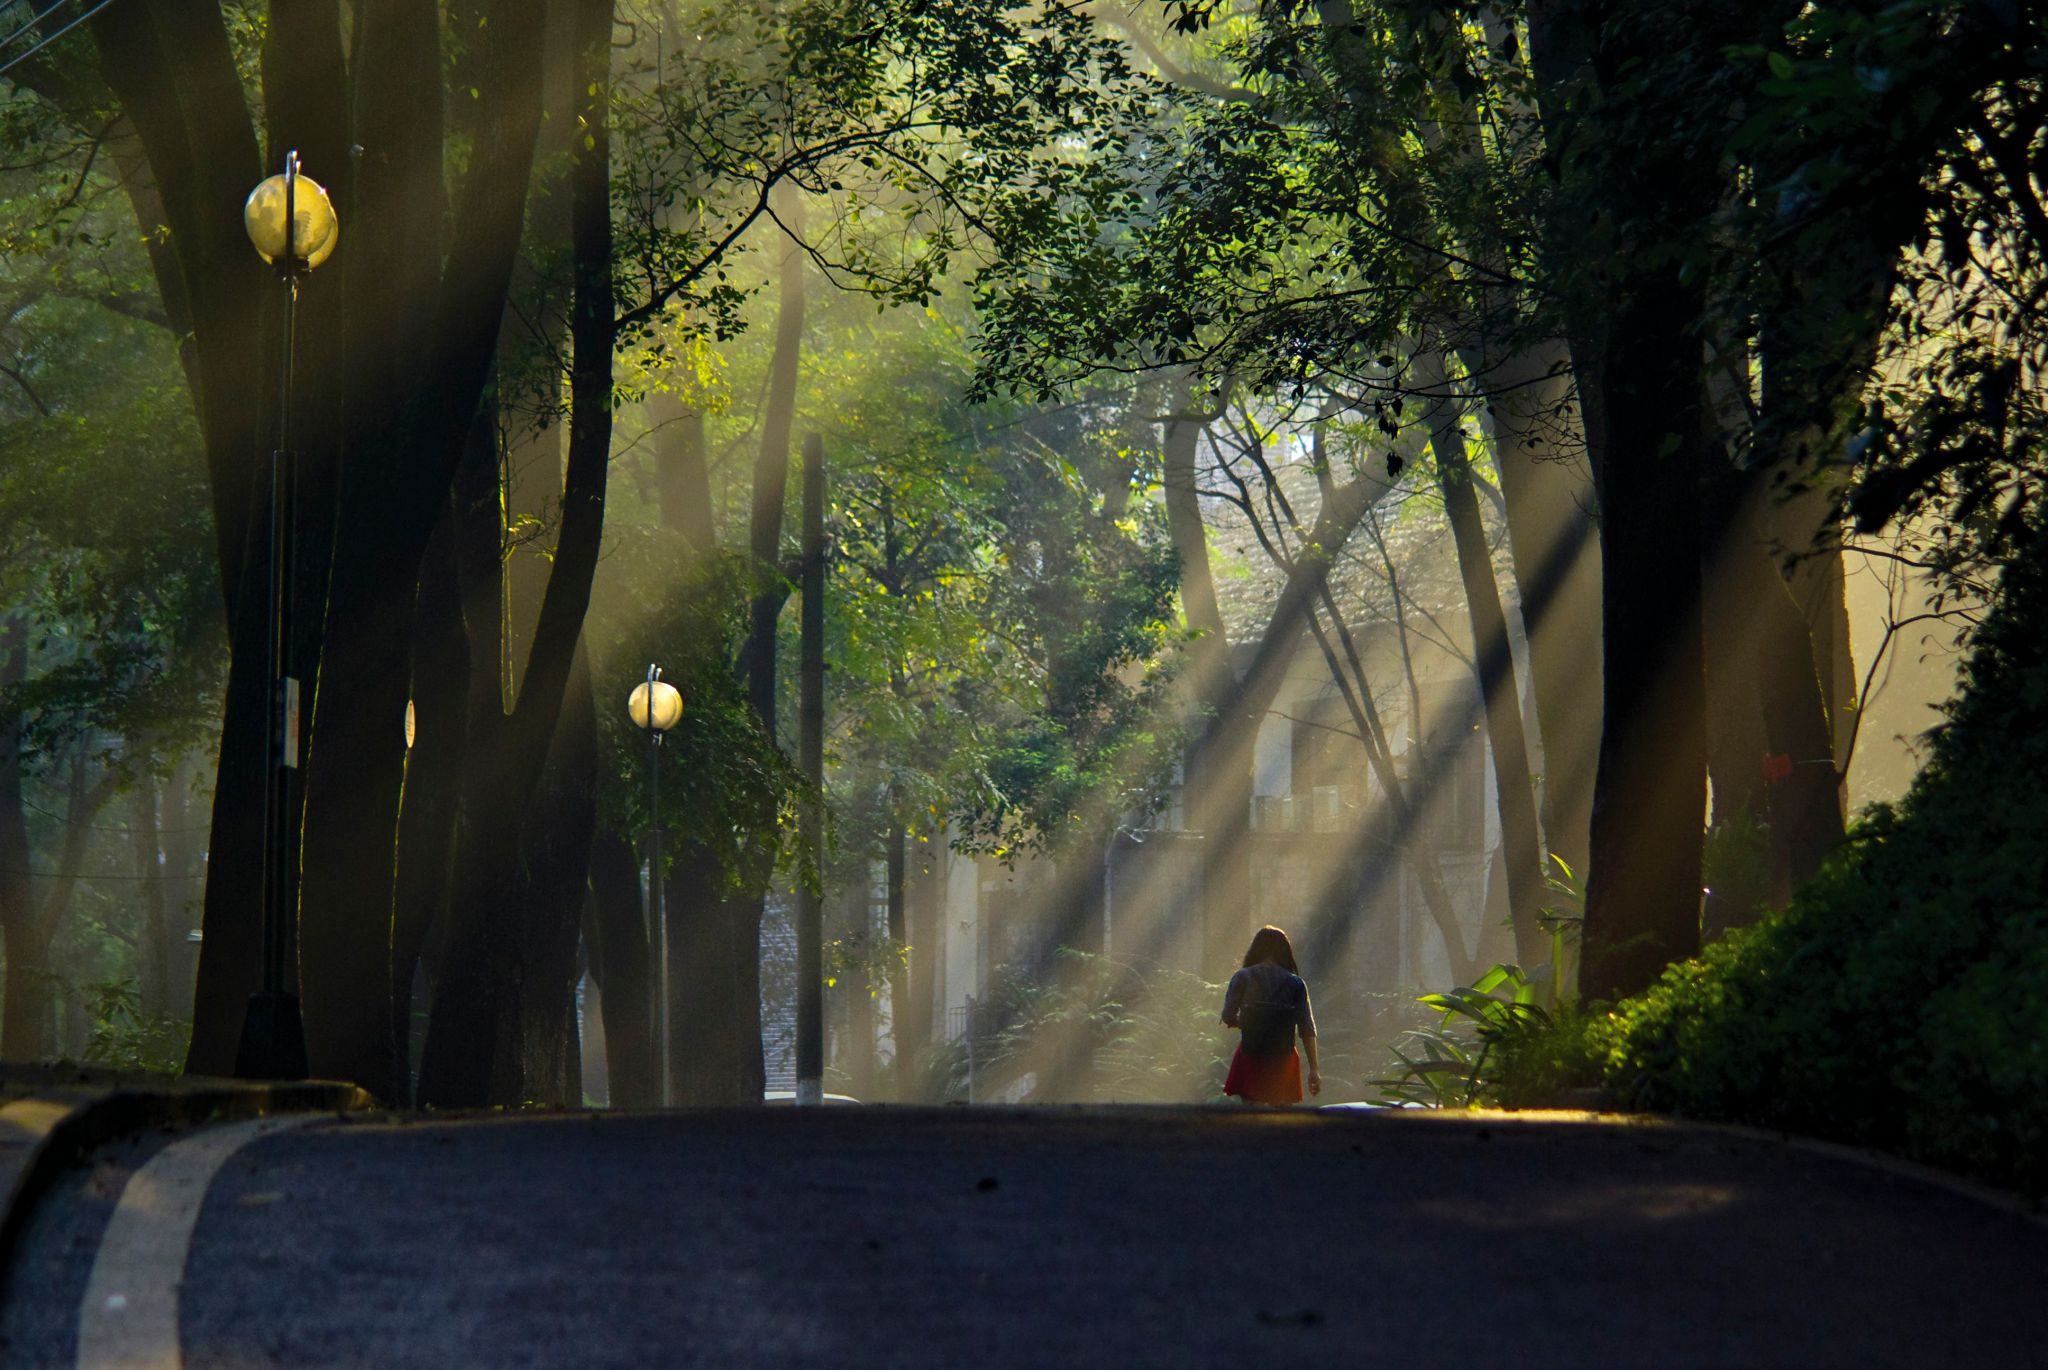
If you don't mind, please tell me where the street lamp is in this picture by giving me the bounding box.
[628,666,684,1104]
[232,151,336,1082]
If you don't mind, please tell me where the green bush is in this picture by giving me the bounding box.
[1494,533,2048,1193]
[80,978,190,1076]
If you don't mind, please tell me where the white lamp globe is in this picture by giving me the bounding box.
[628,679,684,732]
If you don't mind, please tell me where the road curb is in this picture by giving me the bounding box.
[0,1076,375,1276]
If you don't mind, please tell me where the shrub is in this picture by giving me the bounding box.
[1495,532,2048,1193]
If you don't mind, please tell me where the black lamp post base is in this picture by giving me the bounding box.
[233,991,310,1081]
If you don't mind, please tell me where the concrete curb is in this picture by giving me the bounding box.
[0,1075,376,1276]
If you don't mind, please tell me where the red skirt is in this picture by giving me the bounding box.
[1223,1044,1302,1105]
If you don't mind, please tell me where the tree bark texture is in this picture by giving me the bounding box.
[586,829,656,1108]
[90,0,548,1087]
[1527,0,1724,1001]
[89,5,274,1075]
[693,195,808,1106]
[0,617,46,1059]
[1471,343,1603,886]
[388,487,476,1103]
[653,391,716,556]
[417,0,610,1106]
[795,433,827,1100]
[1416,351,1549,970]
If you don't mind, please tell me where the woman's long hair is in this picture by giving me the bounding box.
[1241,925,1298,974]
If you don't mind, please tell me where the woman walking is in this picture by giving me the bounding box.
[1220,925,1321,1105]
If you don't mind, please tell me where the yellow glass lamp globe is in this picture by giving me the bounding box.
[628,679,684,732]
[244,171,339,269]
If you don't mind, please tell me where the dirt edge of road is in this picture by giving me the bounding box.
[0,1074,375,1278]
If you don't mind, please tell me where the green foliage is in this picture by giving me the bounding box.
[607,0,1155,362]
[1374,964,1553,1109]
[1492,531,2048,1192]
[79,977,189,1076]
[949,403,1187,859]
[588,540,802,892]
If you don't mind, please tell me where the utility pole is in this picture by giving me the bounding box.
[795,433,826,1104]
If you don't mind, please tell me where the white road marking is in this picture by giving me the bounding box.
[75,1114,321,1370]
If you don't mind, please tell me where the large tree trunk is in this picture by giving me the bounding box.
[88,11,274,1076]
[1571,313,1712,1001]
[1471,343,1603,886]
[95,0,547,1085]
[795,433,828,1102]
[1160,380,1249,974]
[501,0,582,708]
[0,617,47,1060]
[1527,0,1718,1001]
[691,192,807,1106]
[417,0,611,1106]
[513,637,601,1105]
[389,476,479,1104]
[1416,351,1549,970]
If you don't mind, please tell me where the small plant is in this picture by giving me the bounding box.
[1373,964,1553,1108]
[1532,854,1584,1010]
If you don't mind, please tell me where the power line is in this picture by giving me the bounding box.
[20,797,212,835]
[1,866,204,881]
[0,0,121,81]
[0,0,75,56]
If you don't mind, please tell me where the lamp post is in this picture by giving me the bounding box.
[233,151,337,1081]
[628,666,684,1104]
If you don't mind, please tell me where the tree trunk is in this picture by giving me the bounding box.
[1417,351,1549,970]
[417,0,611,1106]
[135,774,173,1017]
[795,433,827,1102]
[0,617,47,1060]
[3,754,114,1060]
[653,392,716,556]
[1573,321,1711,1000]
[587,829,656,1107]
[903,837,941,1099]
[512,636,600,1106]
[884,816,910,1099]
[87,9,276,1073]
[1471,343,1602,885]
[699,192,808,1106]
[160,753,209,1016]
[94,0,547,1082]
[1161,381,1251,974]
[1703,468,1847,905]
[389,481,478,1103]
[1528,0,1714,1001]
[501,0,582,708]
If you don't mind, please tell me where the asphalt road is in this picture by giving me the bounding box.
[1,1106,2040,1368]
